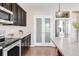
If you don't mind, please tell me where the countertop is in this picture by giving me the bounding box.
[0,38,20,49]
[0,34,30,49]
[52,37,79,56]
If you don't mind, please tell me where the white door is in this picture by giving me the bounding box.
[34,16,52,46]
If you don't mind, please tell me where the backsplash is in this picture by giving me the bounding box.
[0,26,30,38]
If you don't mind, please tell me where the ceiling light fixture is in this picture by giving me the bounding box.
[56,3,69,18]
[56,3,62,17]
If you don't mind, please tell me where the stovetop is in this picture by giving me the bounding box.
[0,38,20,49]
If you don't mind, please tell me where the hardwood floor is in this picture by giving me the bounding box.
[23,46,58,56]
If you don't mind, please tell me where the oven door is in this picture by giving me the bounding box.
[0,49,2,56]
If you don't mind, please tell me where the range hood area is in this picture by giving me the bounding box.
[0,6,14,24]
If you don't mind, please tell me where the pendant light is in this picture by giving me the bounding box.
[56,3,63,17]
[56,3,69,18]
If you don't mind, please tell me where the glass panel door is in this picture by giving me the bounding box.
[34,16,52,46]
[45,18,50,43]
[36,18,42,43]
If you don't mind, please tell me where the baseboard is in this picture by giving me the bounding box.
[30,44,56,47]
[30,45,36,47]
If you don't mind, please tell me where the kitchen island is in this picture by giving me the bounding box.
[52,37,79,56]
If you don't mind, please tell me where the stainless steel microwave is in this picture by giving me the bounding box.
[0,6,14,24]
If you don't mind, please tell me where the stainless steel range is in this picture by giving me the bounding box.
[0,30,5,42]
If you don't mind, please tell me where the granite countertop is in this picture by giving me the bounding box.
[0,38,20,49]
[0,34,30,49]
[52,37,79,56]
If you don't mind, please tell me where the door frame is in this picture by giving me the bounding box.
[33,15,53,46]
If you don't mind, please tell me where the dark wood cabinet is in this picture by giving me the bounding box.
[22,10,26,26]
[21,34,31,48]
[0,3,12,11]
[14,4,26,26]
[28,34,31,47]
[11,3,18,25]
[17,5,22,26]
[12,3,26,26]
[3,3,12,11]
[0,3,26,26]
[16,4,26,26]
[21,34,31,55]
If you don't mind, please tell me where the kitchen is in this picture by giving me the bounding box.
[0,3,31,56]
[0,3,79,56]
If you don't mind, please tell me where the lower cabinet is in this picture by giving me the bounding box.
[21,34,31,55]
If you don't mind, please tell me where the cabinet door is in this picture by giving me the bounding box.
[24,11,26,26]
[2,3,12,11]
[26,35,31,48]
[22,10,26,26]
[17,5,22,26]
[28,34,31,47]
[11,3,18,25]
[26,34,31,48]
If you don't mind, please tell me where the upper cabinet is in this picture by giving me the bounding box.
[0,3,26,26]
[17,5,23,26]
[0,3,12,11]
[3,3,12,11]
[11,3,18,25]
[22,9,26,26]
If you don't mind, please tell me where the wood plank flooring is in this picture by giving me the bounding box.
[23,46,58,56]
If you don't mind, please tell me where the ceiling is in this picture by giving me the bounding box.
[18,3,58,10]
[18,3,79,12]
